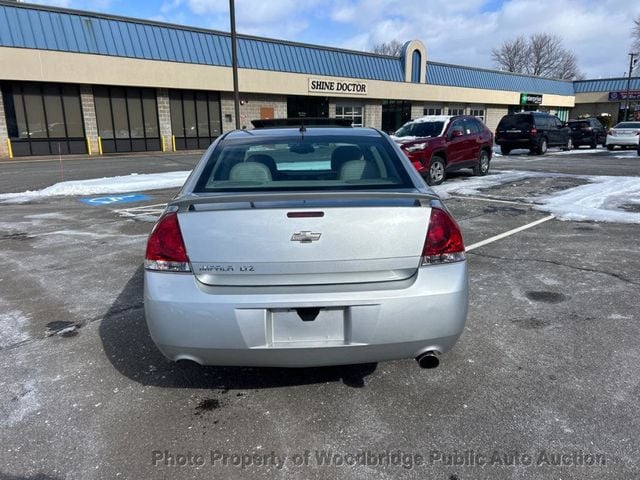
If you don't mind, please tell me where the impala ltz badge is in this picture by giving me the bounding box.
[291,231,321,243]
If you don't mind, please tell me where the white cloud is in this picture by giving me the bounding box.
[322,0,639,78]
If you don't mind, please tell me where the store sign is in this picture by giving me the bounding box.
[520,93,543,105]
[308,78,368,95]
[608,91,640,101]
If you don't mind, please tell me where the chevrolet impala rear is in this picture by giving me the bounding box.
[143,126,468,368]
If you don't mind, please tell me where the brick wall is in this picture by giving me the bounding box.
[80,85,99,155]
[364,101,382,129]
[157,88,172,151]
[221,93,288,132]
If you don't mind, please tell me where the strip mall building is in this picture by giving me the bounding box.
[1,0,639,158]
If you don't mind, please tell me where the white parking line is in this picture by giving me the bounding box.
[466,214,555,252]
[114,203,167,220]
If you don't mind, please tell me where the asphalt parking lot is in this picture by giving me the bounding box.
[0,147,639,479]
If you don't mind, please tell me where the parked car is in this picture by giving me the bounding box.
[495,112,572,155]
[144,121,469,369]
[605,122,640,150]
[391,115,493,186]
[568,118,606,148]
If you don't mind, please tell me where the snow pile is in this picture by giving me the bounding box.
[550,148,603,155]
[432,170,551,198]
[0,171,191,204]
[535,175,640,223]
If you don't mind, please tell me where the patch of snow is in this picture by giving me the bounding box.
[535,175,640,224]
[0,171,191,204]
[0,310,30,348]
[434,170,640,224]
[549,148,603,155]
[431,170,550,198]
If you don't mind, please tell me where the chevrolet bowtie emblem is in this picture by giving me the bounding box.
[291,231,321,243]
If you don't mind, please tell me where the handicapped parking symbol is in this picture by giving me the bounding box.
[80,193,150,206]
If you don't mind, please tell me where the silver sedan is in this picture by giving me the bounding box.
[144,124,468,369]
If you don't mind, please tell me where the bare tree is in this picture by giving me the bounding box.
[492,33,583,80]
[491,35,528,73]
[633,15,640,52]
[371,40,403,57]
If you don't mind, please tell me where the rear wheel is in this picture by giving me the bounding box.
[473,150,490,176]
[426,156,445,186]
[535,137,548,155]
[590,137,597,149]
[562,138,573,151]
[606,144,614,151]
[500,145,511,155]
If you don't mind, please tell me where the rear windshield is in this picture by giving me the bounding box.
[614,122,640,129]
[568,121,589,128]
[497,115,532,129]
[394,121,445,138]
[194,134,413,192]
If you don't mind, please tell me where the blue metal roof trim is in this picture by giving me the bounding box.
[573,78,640,93]
[427,62,575,95]
[0,2,405,82]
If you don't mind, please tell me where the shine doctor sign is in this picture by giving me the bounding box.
[308,78,368,95]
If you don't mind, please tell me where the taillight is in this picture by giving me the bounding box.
[144,212,191,272]
[421,207,465,265]
[530,128,537,134]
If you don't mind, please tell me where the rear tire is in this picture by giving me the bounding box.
[606,144,614,151]
[426,156,446,186]
[562,138,573,151]
[473,150,490,176]
[500,145,511,155]
[536,138,548,155]
[590,137,597,149]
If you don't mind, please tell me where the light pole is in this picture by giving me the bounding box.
[229,0,241,129]
[624,52,638,121]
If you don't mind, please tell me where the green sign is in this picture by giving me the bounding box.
[520,93,543,105]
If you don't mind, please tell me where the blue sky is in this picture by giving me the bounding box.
[31,0,640,78]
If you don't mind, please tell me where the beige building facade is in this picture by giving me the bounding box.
[0,1,634,159]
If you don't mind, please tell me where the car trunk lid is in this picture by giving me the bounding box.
[176,195,431,286]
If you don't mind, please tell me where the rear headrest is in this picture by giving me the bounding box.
[246,154,277,177]
[229,162,272,182]
[339,159,380,180]
[331,145,363,171]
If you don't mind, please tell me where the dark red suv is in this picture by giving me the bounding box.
[391,115,493,185]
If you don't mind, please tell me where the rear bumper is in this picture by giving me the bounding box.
[144,262,469,367]
[495,137,536,148]
[606,135,639,147]
[570,132,595,144]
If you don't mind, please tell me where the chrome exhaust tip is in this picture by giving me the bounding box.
[416,351,440,369]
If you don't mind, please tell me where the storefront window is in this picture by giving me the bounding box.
[382,100,411,133]
[287,96,329,118]
[447,107,465,116]
[469,108,485,122]
[335,104,364,127]
[169,89,222,150]
[423,107,442,116]
[1,82,86,156]
[94,86,160,153]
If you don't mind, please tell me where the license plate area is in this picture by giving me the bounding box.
[269,307,346,344]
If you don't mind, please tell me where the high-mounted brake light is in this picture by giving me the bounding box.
[144,212,191,272]
[421,207,465,265]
